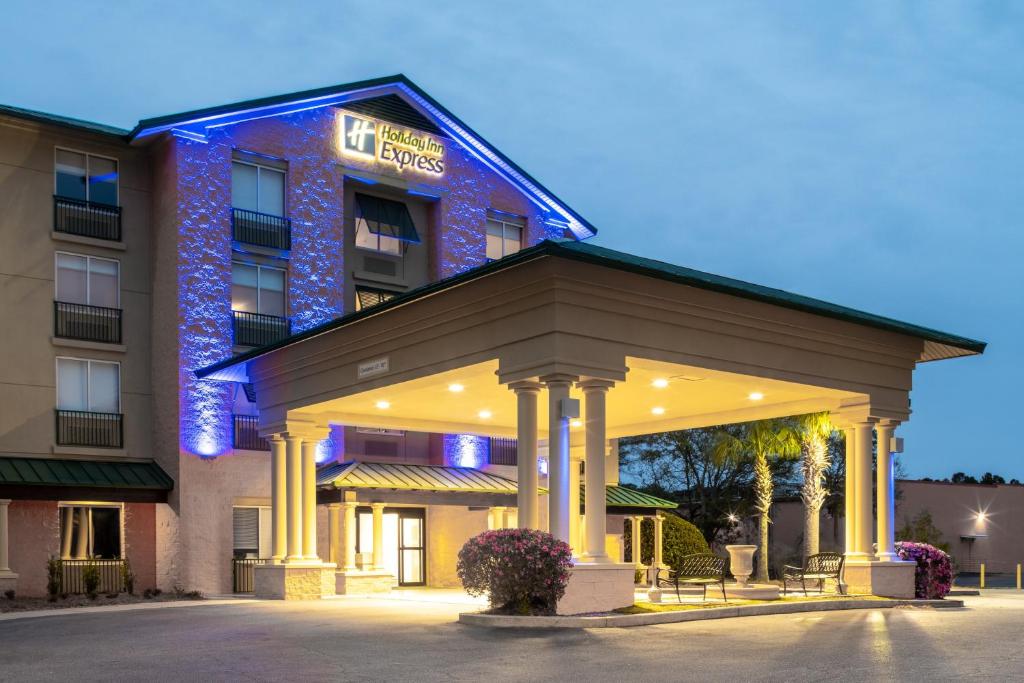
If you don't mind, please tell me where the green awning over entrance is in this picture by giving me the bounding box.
[317,461,677,510]
[0,457,173,491]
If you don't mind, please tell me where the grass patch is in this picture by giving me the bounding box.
[617,595,891,614]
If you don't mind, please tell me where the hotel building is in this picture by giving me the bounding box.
[0,75,984,610]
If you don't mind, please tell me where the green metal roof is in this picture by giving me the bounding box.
[583,484,679,510]
[0,457,173,490]
[317,461,523,494]
[198,239,985,382]
[0,104,130,138]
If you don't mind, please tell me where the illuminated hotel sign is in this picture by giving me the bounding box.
[340,112,446,177]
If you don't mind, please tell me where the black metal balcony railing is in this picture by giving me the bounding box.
[231,208,291,250]
[232,558,269,593]
[233,414,270,451]
[53,195,122,241]
[60,559,126,594]
[55,409,123,449]
[54,301,123,344]
[489,437,518,466]
[232,310,291,347]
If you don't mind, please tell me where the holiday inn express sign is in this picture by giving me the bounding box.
[340,111,446,177]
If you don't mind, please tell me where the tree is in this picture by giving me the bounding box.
[979,472,1005,485]
[713,419,801,581]
[896,510,949,553]
[951,472,978,484]
[797,413,833,559]
[619,425,756,545]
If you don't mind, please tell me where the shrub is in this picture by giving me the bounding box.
[46,557,63,601]
[895,541,953,599]
[624,514,710,569]
[82,559,101,599]
[457,529,573,615]
[121,558,136,595]
[4,589,14,600]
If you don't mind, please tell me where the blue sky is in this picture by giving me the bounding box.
[3,1,1020,479]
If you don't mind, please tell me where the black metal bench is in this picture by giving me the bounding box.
[655,553,728,602]
[782,552,846,595]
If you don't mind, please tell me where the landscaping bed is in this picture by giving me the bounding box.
[1,589,203,614]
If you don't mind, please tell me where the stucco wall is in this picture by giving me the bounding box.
[426,506,488,587]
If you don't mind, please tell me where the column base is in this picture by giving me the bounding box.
[335,570,394,595]
[843,560,915,598]
[254,562,336,600]
[557,562,635,615]
[0,571,18,595]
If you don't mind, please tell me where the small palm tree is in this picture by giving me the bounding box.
[714,419,801,582]
[797,412,833,559]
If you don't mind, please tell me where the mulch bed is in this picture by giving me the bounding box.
[1,590,204,613]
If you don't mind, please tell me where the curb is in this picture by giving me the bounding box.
[0,597,258,622]
[458,597,964,629]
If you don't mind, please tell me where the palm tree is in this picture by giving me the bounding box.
[714,419,801,582]
[797,413,833,559]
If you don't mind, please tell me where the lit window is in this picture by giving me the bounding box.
[486,211,524,260]
[55,149,118,206]
[59,504,122,559]
[57,358,120,413]
[353,193,420,256]
[232,262,286,317]
[355,286,399,312]
[56,252,119,308]
[232,161,286,217]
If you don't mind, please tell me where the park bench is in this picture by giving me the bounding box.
[782,552,846,596]
[655,553,728,602]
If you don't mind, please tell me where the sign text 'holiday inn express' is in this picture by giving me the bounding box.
[340,111,446,177]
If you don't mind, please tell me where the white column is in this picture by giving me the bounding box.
[653,514,665,569]
[488,507,507,530]
[286,435,304,561]
[543,375,575,544]
[270,436,287,562]
[75,507,89,559]
[854,421,875,560]
[511,381,542,529]
[301,439,318,560]
[60,507,74,559]
[630,515,644,567]
[580,379,613,563]
[371,502,386,571]
[328,504,342,566]
[0,499,13,574]
[504,508,517,529]
[875,422,899,561]
[569,453,582,555]
[342,501,358,571]
[843,426,858,558]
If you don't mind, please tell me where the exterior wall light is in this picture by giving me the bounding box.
[570,419,582,428]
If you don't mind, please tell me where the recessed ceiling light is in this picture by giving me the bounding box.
[375,400,391,410]
[748,392,764,401]
[652,378,669,389]
[570,419,582,428]
[478,409,492,419]
[651,407,666,416]
[448,383,465,393]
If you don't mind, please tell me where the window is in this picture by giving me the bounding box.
[232,506,272,559]
[55,253,119,308]
[55,149,118,206]
[486,211,524,260]
[353,193,420,256]
[59,504,122,559]
[354,286,398,312]
[57,358,119,413]
[231,262,286,317]
[232,161,285,217]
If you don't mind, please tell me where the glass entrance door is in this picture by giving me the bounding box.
[398,509,425,586]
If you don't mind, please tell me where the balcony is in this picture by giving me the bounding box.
[55,409,123,449]
[54,301,123,344]
[232,414,269,451]
[53,195,122,242]
[489,437,518,466]
[231,208,291,250]
[232,310,291,347]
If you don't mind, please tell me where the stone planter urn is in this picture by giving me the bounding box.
[725,545,757,586]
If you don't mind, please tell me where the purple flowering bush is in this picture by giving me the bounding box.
[895,541,953,599]
[457,529,573,615]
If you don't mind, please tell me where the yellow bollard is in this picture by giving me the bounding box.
[1017,564,1021,591]
[980,563,985,589]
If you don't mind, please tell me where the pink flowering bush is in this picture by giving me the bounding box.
[457,529,573,615]
[895,541,953,599]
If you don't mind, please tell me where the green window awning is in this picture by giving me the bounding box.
[0,457,173,491]
[354,193,421,244]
